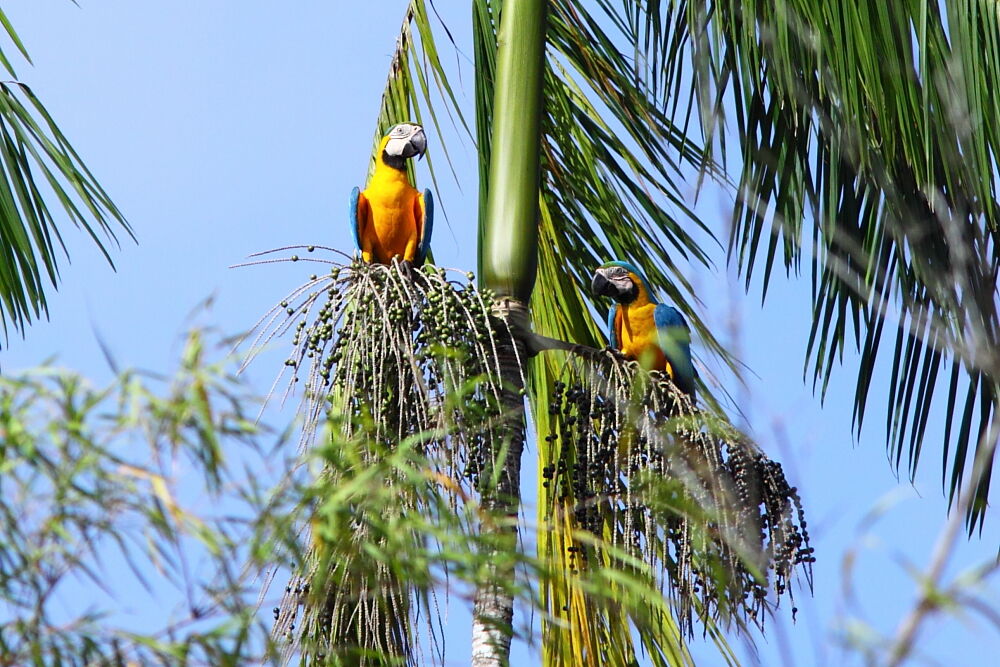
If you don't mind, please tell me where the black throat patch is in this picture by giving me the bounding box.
[381,151,407,172]
[619,281,639,304]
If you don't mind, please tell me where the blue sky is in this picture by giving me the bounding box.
[4,2,999,665]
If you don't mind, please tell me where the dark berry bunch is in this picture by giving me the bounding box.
[541,354,813,636]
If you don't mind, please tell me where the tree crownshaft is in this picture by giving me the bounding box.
[479,0,546,302]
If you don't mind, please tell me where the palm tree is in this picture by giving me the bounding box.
[470,1,546,662]
[0,7,130,348]
[470,0,999,531]
[1,1,994,663]
[262,0,997,664]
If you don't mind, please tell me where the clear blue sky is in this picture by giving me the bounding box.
[4,2,998,665]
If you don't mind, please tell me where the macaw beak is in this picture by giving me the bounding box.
[592,266,638,303]
[591,269,617,298]
[406,128,427,160]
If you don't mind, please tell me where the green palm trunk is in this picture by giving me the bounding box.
[471,1,546,664]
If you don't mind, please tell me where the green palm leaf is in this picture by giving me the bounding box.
[656,0,1000,530]
[0,8,131,346]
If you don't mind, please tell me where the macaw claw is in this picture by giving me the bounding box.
[394,258,414,280]
[602,346,629,362]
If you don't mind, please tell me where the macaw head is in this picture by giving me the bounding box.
[591,260,653,304]
[382,123,427,163]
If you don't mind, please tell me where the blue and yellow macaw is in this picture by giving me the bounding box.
[350,123,433,266]
[591,260,696,398]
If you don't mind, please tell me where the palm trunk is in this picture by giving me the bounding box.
[471,299,529,666]
[471,0,547,664]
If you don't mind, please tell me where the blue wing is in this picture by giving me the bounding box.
[349,186,362,253]
[606,306,618,349]
[654,304,696,396]
[417,188,434,265]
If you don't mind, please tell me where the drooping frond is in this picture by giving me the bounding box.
[0,8,131,346]
[665,0,1000,529]
[363,0,469,202]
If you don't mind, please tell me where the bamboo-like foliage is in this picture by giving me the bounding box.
[0,331,280,663]
[0,6,131,346]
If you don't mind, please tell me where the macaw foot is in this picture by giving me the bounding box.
[601,346,629,363]
[566,343,605,361]
[389,257,415,280]
[569,344,630,366]
[395,258,431,290]
[402,259,427,286]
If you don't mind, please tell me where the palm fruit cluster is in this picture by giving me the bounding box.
[542,355,813,636]
[245,257,510,479]
[250,257,515,665]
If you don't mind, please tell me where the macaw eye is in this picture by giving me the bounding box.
[391,125,408,137]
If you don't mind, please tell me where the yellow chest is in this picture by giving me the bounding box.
[364,180,418,232]
[615,303,667,370]
[362,169,420,259]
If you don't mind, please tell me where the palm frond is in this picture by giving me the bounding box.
[364,0,469,206]
[0,7,31,76]
[660,0,1000,530]
[0,15,131,347]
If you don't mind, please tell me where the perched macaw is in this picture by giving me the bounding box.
[591,260,696,398]
[350,123,433,266]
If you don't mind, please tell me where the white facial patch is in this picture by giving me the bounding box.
[384,124,425,158]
